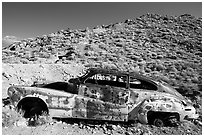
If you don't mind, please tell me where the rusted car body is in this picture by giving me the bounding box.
[7,68,198,126]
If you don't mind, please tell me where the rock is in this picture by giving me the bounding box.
[14,119,27,127]
[194,120,202,126]
[2,72,11,80]
[111,125,118,130]
[125,131,131,135]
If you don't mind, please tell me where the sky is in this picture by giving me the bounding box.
[2,2,202,40]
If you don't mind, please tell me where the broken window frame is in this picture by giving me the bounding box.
[82,73,130,105]
[128,76,158,91]
[83,72,129,88]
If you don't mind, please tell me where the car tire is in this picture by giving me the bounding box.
[153,118,165,127]
[17,97,48,119]
[29,106,43,120]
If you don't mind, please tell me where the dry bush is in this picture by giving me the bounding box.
[2,105,53,127]
[2,106,24,127]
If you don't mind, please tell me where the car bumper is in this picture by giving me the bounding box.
[185,113,199,119]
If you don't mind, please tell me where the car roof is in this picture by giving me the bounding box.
[87,68,156,83]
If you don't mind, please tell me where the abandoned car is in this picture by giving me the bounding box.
[7,68,198,126]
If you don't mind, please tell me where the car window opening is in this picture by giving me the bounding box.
[41,82,78,94]
[129,77,158,90]
[85,74,127,88]
[84,74,128,105]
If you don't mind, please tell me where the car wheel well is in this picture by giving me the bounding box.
[147,111,180,126]
[17,97,49,119]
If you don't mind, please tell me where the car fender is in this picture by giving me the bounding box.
[136,97,185,124]
[8,86,75,108]
[7,86,26,106]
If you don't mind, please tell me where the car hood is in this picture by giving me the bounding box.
[161,84,184,98]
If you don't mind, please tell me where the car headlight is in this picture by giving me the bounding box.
[184,106,199,119]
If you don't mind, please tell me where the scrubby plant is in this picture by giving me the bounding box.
[2,105,53,128]
[155,63,166,71]
[2,106,24,127]
[159,75,170,83]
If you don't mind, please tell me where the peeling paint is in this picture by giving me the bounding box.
[8,68,198,125]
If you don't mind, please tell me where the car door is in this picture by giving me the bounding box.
[77,73,129,121]
[128,76,159,120]
[129,76,158,104]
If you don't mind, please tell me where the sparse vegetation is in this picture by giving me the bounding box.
[2,13,202,135]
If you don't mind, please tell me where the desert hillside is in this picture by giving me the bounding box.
[3,13,202,103]
[2,13,202,135]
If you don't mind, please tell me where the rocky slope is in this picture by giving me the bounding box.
[2,13,202,135]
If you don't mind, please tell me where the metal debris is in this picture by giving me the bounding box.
[7,68,199,127]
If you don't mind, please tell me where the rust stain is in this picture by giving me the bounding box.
[46,96,52,104]
[63,97,69,104]
[7,68,198,125]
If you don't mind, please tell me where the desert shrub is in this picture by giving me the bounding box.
[174,62,183,71]
[151,52,157,58]
[176,83,201,99]
[38,52,50,58]
[3,104,54,127]
[2,107,24,127]
[84,44,93,50]
[147,62,165,72]
[157,54,163,59]
[155,63,166,71]
[150,37,159,43]
[20,58,30,64]
[160,75,170,83]
[115,42,123,47]
[169,78,177,86]
[167,65,177,72]
[144,68,151,73]
[180,70,188,77]
[186,78,192,83]
[147,63,156,71]
[108,56,117,62]
[191,77,199,83]
[27,113,53,127]
[195,51,202,57]
[98,44,107,50]
[129,55,140,61]
[176,84,189,96]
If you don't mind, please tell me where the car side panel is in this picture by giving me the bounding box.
[8,86,77,118]
[128,89,186,123]
[78,84,129,121]
[9,86,128,121]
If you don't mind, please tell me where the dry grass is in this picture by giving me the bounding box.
[2,106,53,127]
